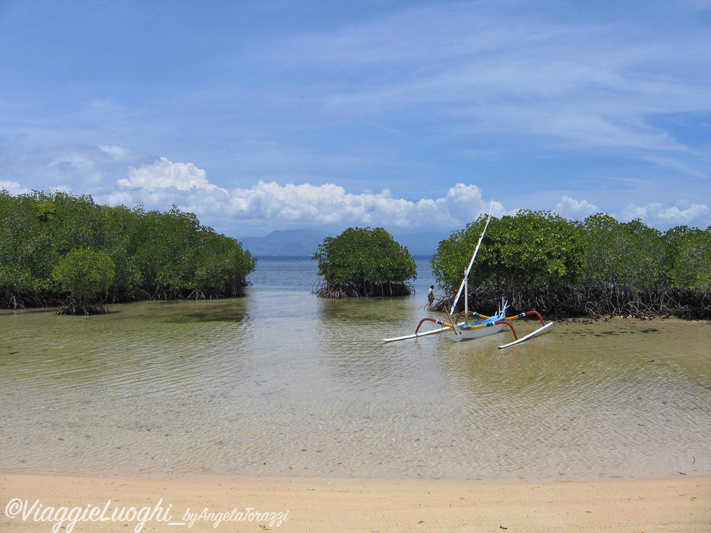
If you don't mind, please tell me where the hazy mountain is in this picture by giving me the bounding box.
[395,230,449,256]
[236,228,450,257]
[237,229,326,257]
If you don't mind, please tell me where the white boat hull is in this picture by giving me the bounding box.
[450,323,504,341]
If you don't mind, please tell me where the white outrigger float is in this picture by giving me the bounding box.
[383,206,554,349]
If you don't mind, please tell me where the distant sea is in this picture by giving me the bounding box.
[248,255,438,295]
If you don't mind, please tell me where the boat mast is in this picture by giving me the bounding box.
[451,202,494,313]
[464,268,468,314]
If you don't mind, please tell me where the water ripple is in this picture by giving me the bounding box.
[1,292,709,480]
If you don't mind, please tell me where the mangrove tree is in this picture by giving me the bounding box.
[312,227,417,297]
[432,210,711,319]
[0,190,256,309]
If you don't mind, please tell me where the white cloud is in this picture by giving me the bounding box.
[0,180,26,195]
[621,202,709,227]
[556,196,599,219]
[99,145,136,161]
[8,143,709,234]
[115,158,495,229]
[218,181,491,229]
[111,157,711,233]
[118,157,226,192]
[104,190,137,207]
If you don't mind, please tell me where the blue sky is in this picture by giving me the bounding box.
[1,0,710,242]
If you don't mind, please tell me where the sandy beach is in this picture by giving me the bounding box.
[1,472,709,532]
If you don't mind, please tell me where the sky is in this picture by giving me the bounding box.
[1,0,710,244]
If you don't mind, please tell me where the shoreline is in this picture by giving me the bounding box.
[2,471,709,532]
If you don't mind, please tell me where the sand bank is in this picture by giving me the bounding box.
[1,472,709,532]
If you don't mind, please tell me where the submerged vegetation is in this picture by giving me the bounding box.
[0,190,256,313]
[432,211,711,320]
[313,227,416,298]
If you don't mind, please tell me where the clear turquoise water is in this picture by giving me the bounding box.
[0,257,709,480]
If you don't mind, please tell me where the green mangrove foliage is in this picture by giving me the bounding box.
[433,210,583,295]
[664,225,711,292]
[0,190,256,310]
[52,248,116,314]
[313,227,417,297]
[432,210,711,319]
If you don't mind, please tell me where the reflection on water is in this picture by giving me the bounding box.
[0,258,709,481]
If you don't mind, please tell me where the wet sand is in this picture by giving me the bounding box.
[1,472,709,532]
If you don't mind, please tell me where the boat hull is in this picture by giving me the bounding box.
[450,323,504,341]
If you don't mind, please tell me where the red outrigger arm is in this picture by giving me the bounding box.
[415,317,440,334]
[495,320,517,340]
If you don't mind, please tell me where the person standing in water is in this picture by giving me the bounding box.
[428,285,435,306]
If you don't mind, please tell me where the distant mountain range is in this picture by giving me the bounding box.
[237,230,326,257]
[236,228,448,257]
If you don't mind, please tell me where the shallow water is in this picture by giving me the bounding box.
[1,258,709,481]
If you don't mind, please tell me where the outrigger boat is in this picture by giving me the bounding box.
[383,206,554,349]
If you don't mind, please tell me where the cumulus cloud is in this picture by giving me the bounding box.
[111,157,711,233]
[621,202,710,226]
[197,180,491,228]
[114,158,497,230]
[241,181,499,227]
[552,196,710,229]
[556,196,599,219]
[118,157,226,192]
[0,180,26,195]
